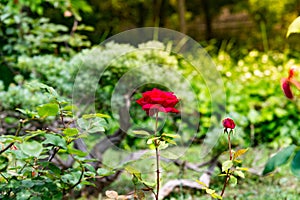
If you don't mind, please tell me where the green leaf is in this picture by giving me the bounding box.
[132,174,139,185]
[125,165,141,175]
[67,147,88,157]
[236,167,248,171]
[132,130,151,136]
[82,113,110,119]
[287,17,300,38]
[40,162,61,176]
[77,118,106,133]
[43,134,67,149]
[211,193,223,199]
[16,190,31,200]
[146,137,159,145]
[161,133,180,138]
[205,188,215,194]
[229,176,237,186]
[222,160,233,172]
[16,108,37,118]
[141,180,156,188]
[291,150,300,178]
[125,165,142,180]
[195,180,208,188]
[37,103,59,117]
[26,82,59,97]
[263,145,296,175]
[80,180,96,187]
[63,128,79,136]
[20,141,43,157]
[234,170,245,178]
[0,155,9,172]
[161,137,177,145]
[24,130,46,141]
[97,168,115,176]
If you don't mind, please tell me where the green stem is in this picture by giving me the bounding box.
[154,112,160,200]
[228,133,232,160]
[220,132,233,197]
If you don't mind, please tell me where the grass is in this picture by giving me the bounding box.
[99,144,300,199]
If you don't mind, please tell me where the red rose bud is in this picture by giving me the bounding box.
[288,67,295,79]
[281,78,293,99]
[136,88,180,116]
[10,145,18,150]
[222,118,235,129]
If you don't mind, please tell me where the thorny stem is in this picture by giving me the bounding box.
[220,131,233,197]
[228,133,232,160]
[68,162,84,191]
[58,102,66,129]
[0,120,24,155]
[48,103,65,162]
[154,112,160,200]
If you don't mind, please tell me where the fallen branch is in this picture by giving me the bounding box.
[159,154,219,199]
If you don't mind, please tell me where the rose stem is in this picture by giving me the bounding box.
[155,112,160,200]
[220,132,232,197]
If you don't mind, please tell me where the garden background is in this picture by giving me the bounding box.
[1,0,300,199]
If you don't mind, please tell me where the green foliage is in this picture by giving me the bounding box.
[263,145,296,175]
[290,150,300,178]
[0,85,111,199]
[215,49,300,147]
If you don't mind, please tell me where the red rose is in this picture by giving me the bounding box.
[222,118,235,129]
[281,78,293,99]
[136,88,180,116]
[281,67,300,100]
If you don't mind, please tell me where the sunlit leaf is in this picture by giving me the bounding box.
[82,113,110,119]
[222,160,233,172]
[236,167,248,171]
[234,170,245,178]
[161,133,180,138]
[63,128,79,136]
[233,148,248,160]
[161,137,177,145]
[205,188,215,194]
[36,103,59,117]
[287,16,300,37]
[195,180,208,188]
[211,193,223,199]
[132,130,150,136]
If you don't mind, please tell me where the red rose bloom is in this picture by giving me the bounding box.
[281,78,293,99]
[281,67,300,100]
[136,88,180,116]
[222,118,235,129]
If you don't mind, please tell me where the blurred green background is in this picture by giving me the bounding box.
[1,0,300,199]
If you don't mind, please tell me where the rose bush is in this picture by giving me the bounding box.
[136,88,180,116]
